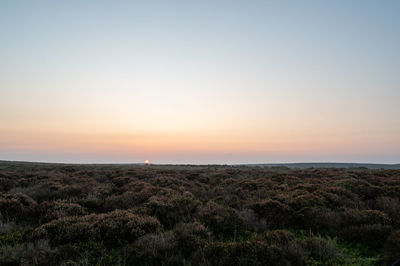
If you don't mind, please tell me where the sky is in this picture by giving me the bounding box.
[1,0,399,164]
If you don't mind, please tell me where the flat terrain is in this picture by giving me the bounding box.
[0,161,399,265]
[249,163,400,170]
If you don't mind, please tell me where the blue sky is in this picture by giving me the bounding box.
[1,1,399,163]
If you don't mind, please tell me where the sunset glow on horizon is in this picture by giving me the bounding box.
[1,1,399,164]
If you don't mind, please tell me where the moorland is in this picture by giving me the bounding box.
[0,161,399,265]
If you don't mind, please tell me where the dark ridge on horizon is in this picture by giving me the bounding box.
[1,160,399,169]
[246,162,400,170]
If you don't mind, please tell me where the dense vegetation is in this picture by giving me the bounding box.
[0,161,399,265]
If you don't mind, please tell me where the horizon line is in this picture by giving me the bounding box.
[1,159,399,166]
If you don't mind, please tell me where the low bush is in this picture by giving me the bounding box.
[173,222,210,257]
[199,201,246,238]
[30,210,160,245]
[1,162,398,265]
[204,239,305,266]
[382,230,400,265]
[40,200,88,222]
[144,196,199,229]
[0,193,38,222]
[251,200,294,229]
[128,232,179,265]
[304,237,343,263]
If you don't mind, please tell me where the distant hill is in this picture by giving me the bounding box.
[247,162,400,169]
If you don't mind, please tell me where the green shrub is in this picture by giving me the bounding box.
[304,237,343,263]
[55,241,125,266]
[0,239,54,266]
[382,230,400,265]
[204,239,305,266]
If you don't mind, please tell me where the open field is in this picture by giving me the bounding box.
[0,161,399,265]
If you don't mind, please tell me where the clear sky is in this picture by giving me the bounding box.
[1,1,399,164]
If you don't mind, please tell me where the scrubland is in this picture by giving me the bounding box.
[0,162,399,265]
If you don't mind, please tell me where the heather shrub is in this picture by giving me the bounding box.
[352,209,391,225]
[308,208,391,240]
[261,230,296,246]
[382,230,400,264]
[251,200,294,229]
[329,209,393,247]
[103,191,142,211]
[173,222,210,258]
[204,239,306,266]
[55,241,124,266]
[0,219,18,234]
[340,224,392,248]
[144,196,199,229]
[124,180,179,202]
[21,181,64,202]
[59,183,92,200]
[376,196,400,226]
[261,230,308,264]
[294,206,328,230]
[31,210,160,245]
[77,193,104,213]
[111,175,135,187]
[198,201,246,238]
[128,232,179,265]
[285,193,326,210]
[0,177,16,192]
[343,179,385,200]
[182,190,195,199]
[237,208,267,232]
[1,162,398,265]
[304,237,343,263]
[151,176,185,190]
[22,178,96,203]
[0,193,38,222]
[39,200,89,222]
[0,240,54,266]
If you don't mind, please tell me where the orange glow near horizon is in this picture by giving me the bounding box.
[1,120,399,163]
